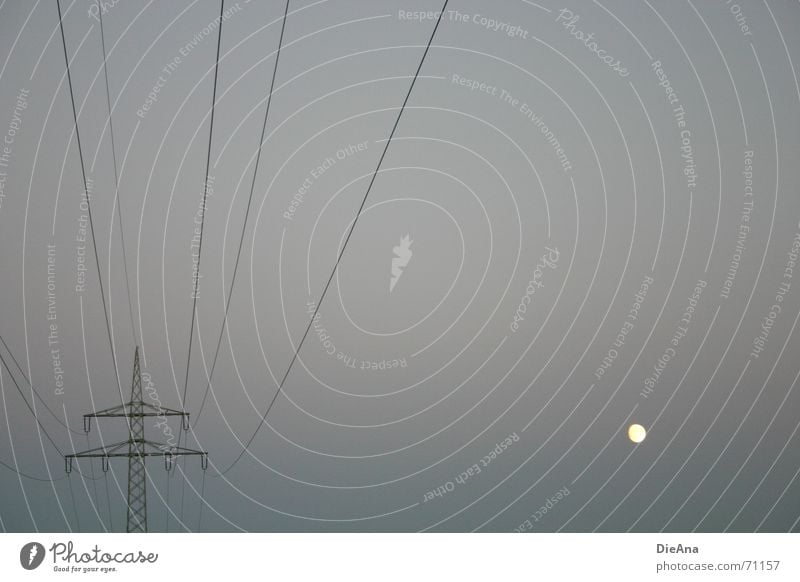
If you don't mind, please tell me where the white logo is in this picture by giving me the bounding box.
[28,544,38,566]
[390,234,413,292]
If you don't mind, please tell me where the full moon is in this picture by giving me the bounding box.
[628,424,647,443]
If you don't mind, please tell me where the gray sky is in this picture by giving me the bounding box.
[1,0,799,532]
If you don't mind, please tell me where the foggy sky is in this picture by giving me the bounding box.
[1,0,799,532]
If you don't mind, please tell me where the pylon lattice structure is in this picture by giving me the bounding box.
[65,347,207,532]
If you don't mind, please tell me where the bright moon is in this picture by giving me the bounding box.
[628,424,647,443]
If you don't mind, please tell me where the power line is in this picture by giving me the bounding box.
[97,0,139,347]
[0,354,96,533]
[0,356,83,532]
[56,0,125,407]
[81,434,104,529]
[66,471,80,532]
[0,333,82,435]
[95,0,133,534]
[0,335,108,481]
[172,0,226,532]
[0,459,68,482]
[180,0,225,418]
[0,454,102,482]
[197,467,207,531]
[192,0,290,428]
[0,348,63,456]
[103,470,114,529]
[58,0,129,532]
[0,456,102,482]
[182,0,291,528]
[215,0,450,477]
[0,333,30,385]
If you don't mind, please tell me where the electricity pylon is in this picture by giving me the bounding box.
[65,346,207,532]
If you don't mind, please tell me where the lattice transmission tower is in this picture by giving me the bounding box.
[65,346,207,532]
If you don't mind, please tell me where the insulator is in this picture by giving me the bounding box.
[65,457,72,474]
[201,454,208,471]
[102,456,109,472]
[182,414,190,431]
[83,417,91,433]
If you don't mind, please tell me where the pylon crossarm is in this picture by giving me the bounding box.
[139,439,208,471]
[83,405,124,433]
[139,438,206,456]
[139,402,188,417]
[69,439,206,457]
[82,403,189,435]
[65,440,129,473]
[85,403,127,418]
[78,450,201,458]
[66,439,130,458]
[65,441,207,472]
[170,445,206,455]
[85,401,186,418]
